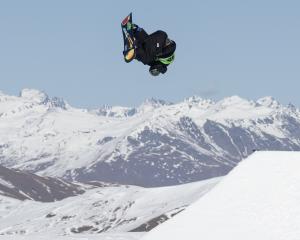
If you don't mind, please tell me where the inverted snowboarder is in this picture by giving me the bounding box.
[121,13,176,76]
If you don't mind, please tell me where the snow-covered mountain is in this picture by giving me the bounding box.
[0,165,85,201]
[141,151,300,240]
[1,89,300,187]
[0,167,219,237]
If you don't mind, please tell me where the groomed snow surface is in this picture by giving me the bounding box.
[142,151,300,240]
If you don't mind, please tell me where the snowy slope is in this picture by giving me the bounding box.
[1,89,300,186]
[1,233,143,240]
[0,165,85,201]
[0,176,220,237]
[141,151,300,240]
[0,233,144,240]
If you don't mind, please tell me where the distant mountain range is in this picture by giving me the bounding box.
[0,89,300,187]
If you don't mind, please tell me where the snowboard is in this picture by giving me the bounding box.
[121,13,136,63]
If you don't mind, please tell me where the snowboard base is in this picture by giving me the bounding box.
[121,13,136,63]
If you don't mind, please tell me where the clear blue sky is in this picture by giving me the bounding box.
[0,0,299,108]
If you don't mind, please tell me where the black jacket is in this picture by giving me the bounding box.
[133,28,176,67]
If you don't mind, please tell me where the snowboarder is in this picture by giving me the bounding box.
[121,13,176,76]
[133,25,176,76]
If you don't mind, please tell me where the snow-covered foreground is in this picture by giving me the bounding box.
[0,233,144,240]
[142,151,300,240]
[0,177,220,238]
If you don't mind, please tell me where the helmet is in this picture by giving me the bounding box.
[149,68,160,76]
[149,64,167,76]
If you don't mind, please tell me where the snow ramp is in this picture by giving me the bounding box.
[141,151,300,240]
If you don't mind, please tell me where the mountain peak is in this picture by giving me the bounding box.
[18,89,69,110]
[184,96,215,108]
[142,98,170,106]
[184,95,204,103]
[19,89,49,104]
[256,96,280,108]
[219,95,249,105]
[93,105,137,117]
[215,96,257,110]
[138,98,171,113]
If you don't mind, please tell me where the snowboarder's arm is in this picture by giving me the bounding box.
[133,25,149,44]
[135,47,153,65]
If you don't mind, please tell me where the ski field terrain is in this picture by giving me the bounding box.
[0,165,220,239]
[1,89,300,187]
[142,151,300,240]
[0,233,144,240]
